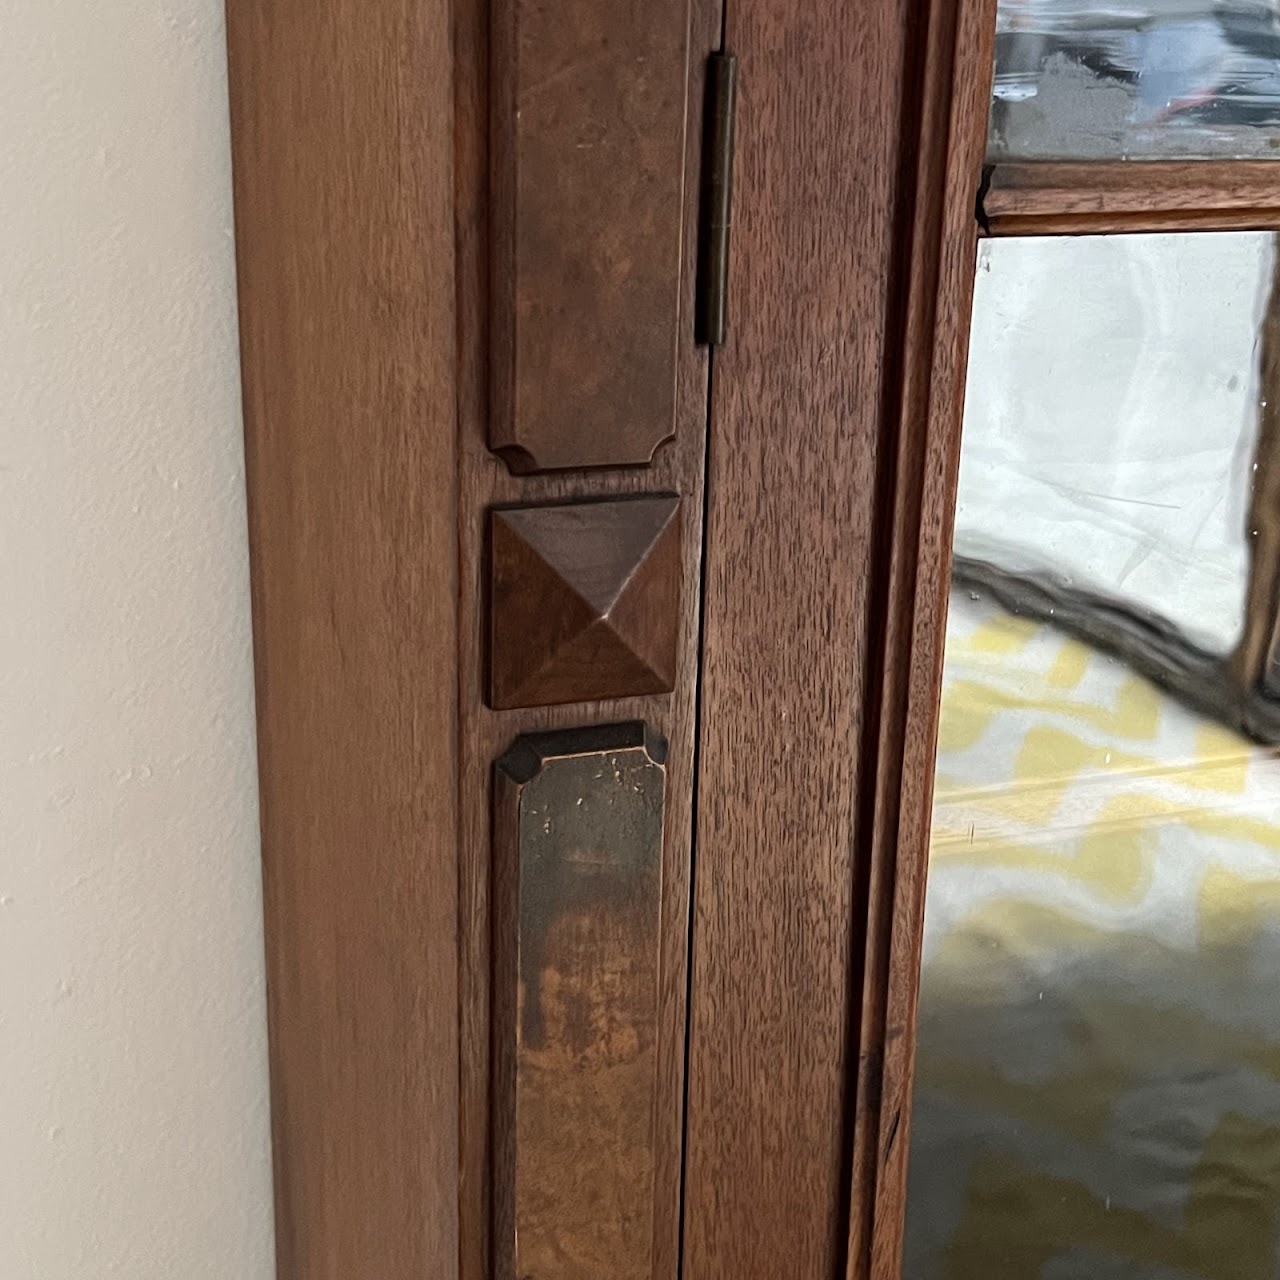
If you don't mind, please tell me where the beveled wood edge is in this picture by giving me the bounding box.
[847,0,999,1276]
[982,160,1280,237]
[453,0,720,1273]
[226,0,461,1273]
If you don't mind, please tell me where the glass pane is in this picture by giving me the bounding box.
[991,2,1280,160]
[905,231,1280,1280]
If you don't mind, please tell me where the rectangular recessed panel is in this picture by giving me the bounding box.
[490,0,691,472]
[990,2,1280,160]
[493,724,666,1279]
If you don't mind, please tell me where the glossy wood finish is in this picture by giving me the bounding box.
[982,161,1280,237]
[489,498,682,709]
[454,0,722,1274]
[489,0,693,472]
[493,724,667,1280]
[225,1,459,1275]
[849,2,998,1277]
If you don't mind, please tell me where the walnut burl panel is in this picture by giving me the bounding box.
[493,723,667,1280]
[489,0,692,472]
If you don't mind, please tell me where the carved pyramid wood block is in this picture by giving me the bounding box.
[488,497,682,709]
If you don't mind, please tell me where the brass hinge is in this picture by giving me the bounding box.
[696,51,737,347]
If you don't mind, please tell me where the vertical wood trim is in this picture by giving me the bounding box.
[225,2,460,1276]
[453,0,722,1277]
[849,1,997,1276]
[682,1,996,1276]
[680,3,907,1274]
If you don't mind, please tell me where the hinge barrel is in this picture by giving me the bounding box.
[696,52,737,347]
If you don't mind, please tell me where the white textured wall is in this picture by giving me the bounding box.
[0,3,275,1277]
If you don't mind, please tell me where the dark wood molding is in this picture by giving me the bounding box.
[850,1,998,1277]
[679,1,994,1277]
[982,160,1280,237]
[680,0,890,1257]
[454,0,722,1275]
[225,1,460,1275]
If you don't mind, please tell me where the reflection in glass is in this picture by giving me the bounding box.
[904,232,1280,1279]
[991,2,1280,159]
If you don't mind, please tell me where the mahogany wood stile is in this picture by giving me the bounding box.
[455,2,720,1280]
[681,0,997,1277]
[848,2,997,1278]
[225,1,460,1277]
[679,5,895,1266]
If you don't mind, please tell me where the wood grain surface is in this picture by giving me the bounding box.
[847,2,998,1277]
[681,1,1000,1276]
[679,2,906,1274]
[489,0,693,471]
[225,1,459,1276]
[982,160,1280,236]
[453,0,721,1274]
[488,498,682,709]
[493,724,667,1280]
[229,0,1007,1273]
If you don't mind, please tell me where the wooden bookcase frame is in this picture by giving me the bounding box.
[224,0,1278,1276]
